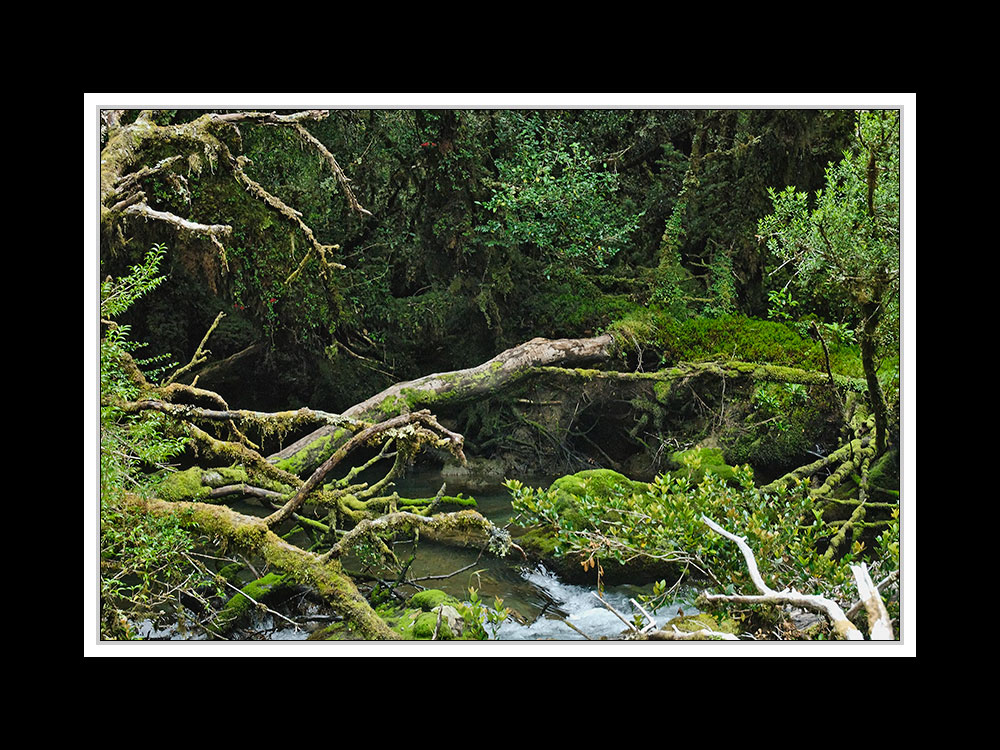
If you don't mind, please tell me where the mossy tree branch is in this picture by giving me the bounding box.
[129,493,401,639]
[100,108,366,280]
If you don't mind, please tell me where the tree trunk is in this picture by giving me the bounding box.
[859,301,889,454]
[268,334,616,469]
[131,493,402,639]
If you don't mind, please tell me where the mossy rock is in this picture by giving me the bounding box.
[663,611,740,636]
[546,469,648,534]
[411,610,459,640]
[516,469,683,586]
[378,589,481,640]
[207,572,288,636]
[408,589,462,611]
[666,445,740,485]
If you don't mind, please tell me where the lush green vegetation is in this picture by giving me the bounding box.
[95,104,904,644]
[506,460,899,637]
[100,245,205,639]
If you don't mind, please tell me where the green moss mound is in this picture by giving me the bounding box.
[662,611,740,637]
[666,446,740,485]
[207,572,288,636]
[609,311,865,378]
[514,469,682,586]
[376,589,483,640]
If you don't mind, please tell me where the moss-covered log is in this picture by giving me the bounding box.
[268,334,617,472]
[128,492,401,639]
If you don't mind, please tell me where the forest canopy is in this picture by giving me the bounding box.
[86,94,914,652]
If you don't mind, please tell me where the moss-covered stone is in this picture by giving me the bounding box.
[663,611,740,636]
[667,445,740,485]
[412,611,455,639]
[376,590,480,640]
[409,589,461,611]
[551,469,647,503]
[208,572,288,635]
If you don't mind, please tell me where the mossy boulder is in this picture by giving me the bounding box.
[379,589,481,640]
[514,469,681,586]
[666,445,740,485]
[409,589,459,611]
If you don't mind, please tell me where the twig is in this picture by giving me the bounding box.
[699,515,864,641]
[630,597,659,633]
[165,311,226,386]
[850,562,895,640]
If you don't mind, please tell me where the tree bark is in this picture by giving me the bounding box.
[268,334,616,468]
[130,493,402,639]
[859,301,889,454]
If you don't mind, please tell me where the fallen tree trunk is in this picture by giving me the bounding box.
[268,334,617,468]
[129,493,402,639]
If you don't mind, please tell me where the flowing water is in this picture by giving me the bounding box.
[135,469,698,641]
[388,471,699,641]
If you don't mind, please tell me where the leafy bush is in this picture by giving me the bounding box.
[100,244,199,639]
[476,113,642,274]
[506,464,898,622]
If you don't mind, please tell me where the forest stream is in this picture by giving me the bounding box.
[136,468,698,642]
[96,103,906,647]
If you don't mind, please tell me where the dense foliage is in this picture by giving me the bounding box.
[100,245,203,639]
[96,105,904,643]
[506,460,900,635]
[105,108,859,413]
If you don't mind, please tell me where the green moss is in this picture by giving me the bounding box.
[867,448,899,501]
[339,493,368,511]
[516,525,561,557]
[217,562,245,584]
[209,572,287,635]
[663,611,740,636]
[377,590,481,640]
[413,611,454,639]
[158,467,211,502]
[653,380,673,404]
[231,521,269,551]
[668,446,739,484]
[274,431,344,476]
[551,469,647,502]
[397,495,478,514]
[608,312,867,379]
[409,589,461,611]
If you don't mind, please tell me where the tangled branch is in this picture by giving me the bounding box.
[698,515,894,640]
